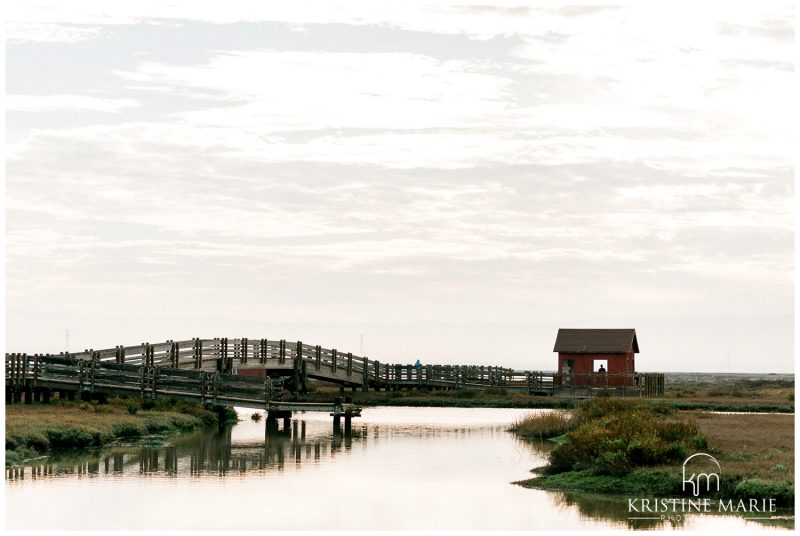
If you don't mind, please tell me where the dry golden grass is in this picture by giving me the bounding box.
[8,403,145,435]
[509,410,573,439]
[5,401,208,458]
[664,382,794,408]
[690,411,794,482]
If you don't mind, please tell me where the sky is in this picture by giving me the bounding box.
[4,1,795,373]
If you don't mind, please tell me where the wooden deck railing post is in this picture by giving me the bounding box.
[193,338,202,369]
[347,352,353,377]
[331,349,337,373]
[170,341,179,368]
[91,351,99,392]
[315,345,321,371]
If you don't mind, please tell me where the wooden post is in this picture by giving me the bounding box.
[331,349,337,373]
[241,337,248,365]
[200,373,207,405]
[91,351,98,393]
[344,414,352,435]
[170,341,178,368]
[315,345,321,370]
[221,337,230,372]
[23,354,33,405]
[347,352,353,377]
[213,372,219,404]
[78,359,85,396]
[332,415,342,435]
[362,357,369,392]
[279,339,286,365]
[194,338,203,369]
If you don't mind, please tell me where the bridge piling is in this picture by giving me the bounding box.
[344,415,352,435]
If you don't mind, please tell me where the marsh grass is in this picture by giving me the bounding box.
[664,378,794,410]
[690,411,794,482]
[509,410,573,439]
[541,398,702,476]
[5,398,234,466]
[514,400,795,507]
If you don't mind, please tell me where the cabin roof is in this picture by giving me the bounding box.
[553,328,639,354]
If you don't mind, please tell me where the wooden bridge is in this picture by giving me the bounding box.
[5,337,665,414]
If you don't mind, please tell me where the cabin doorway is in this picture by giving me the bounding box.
[562,359,574,385]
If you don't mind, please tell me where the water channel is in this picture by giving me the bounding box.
[5,407,792,530]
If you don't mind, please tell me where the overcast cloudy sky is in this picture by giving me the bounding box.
[5,1,794,372]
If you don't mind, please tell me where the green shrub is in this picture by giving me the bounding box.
[111,422,146,438]
[45,426,102,449]
[455,389,476,399]
[5,446,40,467]
[546,398,702,476]
[733,479,794,507]
[485,386,507,396]
[177,404,217,426]
[127,403,139,415]
[691,435,708,449]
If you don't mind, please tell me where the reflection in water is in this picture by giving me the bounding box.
[553,490,795,531]
[5,420,367,481]
[5,407,793,531]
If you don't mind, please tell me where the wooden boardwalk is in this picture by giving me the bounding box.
[5,337,665,410]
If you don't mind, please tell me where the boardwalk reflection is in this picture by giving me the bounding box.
[5,419,369,481]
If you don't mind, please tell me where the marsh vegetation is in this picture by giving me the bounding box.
[511,398,794,507]
[5,397,237,467]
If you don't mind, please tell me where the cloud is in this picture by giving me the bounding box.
[4,1,794,371]
[7,94,139,113]
[114,50,513,132]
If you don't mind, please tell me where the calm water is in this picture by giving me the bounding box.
[5,407,792,530]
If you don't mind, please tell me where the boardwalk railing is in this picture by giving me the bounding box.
[6,337,665,404]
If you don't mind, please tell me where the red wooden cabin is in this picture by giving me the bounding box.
[553,328,639,386]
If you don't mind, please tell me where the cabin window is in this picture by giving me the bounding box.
[593,359,607,373]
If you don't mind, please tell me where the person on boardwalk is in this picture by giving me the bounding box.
[598,364,606,373]
[414,359,422,370]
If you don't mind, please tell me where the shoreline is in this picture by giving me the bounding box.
[306,389,794,413]
[509,401,794,508]
[5,398,237,467]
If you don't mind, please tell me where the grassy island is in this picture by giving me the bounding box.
[6,397,237,467]
[510,398,794,507]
